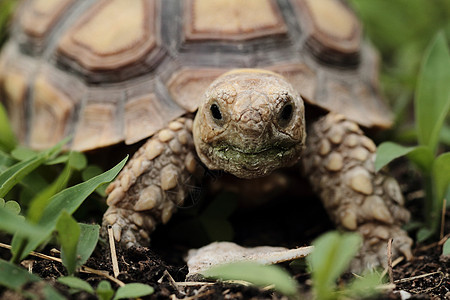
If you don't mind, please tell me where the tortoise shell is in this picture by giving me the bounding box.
[0,0,392,152]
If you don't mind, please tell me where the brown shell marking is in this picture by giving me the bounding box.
[124,94,184,145]
[29,75,74,149]
[293,0,361,65]
[184,0,287,41]
[20,0,74,39]
[2,71,27,141]
[58,0,159,71]
[72,102,121,151]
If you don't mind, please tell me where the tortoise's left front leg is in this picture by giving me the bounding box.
[302,113,413,272]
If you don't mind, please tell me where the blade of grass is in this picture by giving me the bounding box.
[0,103,17,152]
[12,156,127,261]
[203,261,298,297]
[56,211,80,275]
[415,32,450,153]
[0,259,65,299]
[0,139,67,198]
[0,206,44,239]
[77,224,100,268]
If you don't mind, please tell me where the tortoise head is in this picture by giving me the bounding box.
[193,69,306,179]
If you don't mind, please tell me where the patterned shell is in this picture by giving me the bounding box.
[0,0,392,152]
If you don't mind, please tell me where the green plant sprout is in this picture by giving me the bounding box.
[203,231,382,299]
[307,231,382,300]
[375,32,450,242]
[57,277,154,300]
[0,103,130,296]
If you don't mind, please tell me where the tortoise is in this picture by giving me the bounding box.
[0,0,412,271]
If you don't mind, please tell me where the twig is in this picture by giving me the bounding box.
[0,242,62,263]
[0,241,126,286]
[417,233,450,251]
[387,239,394,284]
[440,199,447,240]
[107,225,120,278]
[394,271,442,284]
[381,256,404,279]
[174,282,215,287]
[80,265,125,287]
[163,270,185,295]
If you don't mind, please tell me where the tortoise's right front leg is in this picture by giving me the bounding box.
[102,117,200,248]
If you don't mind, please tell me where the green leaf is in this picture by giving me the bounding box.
[113,283,154,300]
[0,140,65,198]
[375,142,417,172]
[68,151,87,171]
[12,156,127,260]
[58,276,95,294]
[417,227,435,242]
[375,142,433,173]
[0,103,17,152]
[407,146,434,173]
[11,147,38,161]
[0,149,15,170]
[415,32,450,153]
[307,231,362,300]
[0,206,44,239]
[0,259,65,299]
[433,152,450,205]
[4,200,21,215]
[96,280,114,300]
[203,262,298,296]
[27,162,72,223]
[56,211,81,275]
[0,259,40,289]
[443,238,450,256]
[77,223,100,267]
[342,272,382,299]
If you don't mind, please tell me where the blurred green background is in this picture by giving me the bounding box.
[349,0,450,142]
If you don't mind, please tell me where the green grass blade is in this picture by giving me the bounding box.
[0,154,49,198]
[203,262,298,297]
[443,239,450,256]
[57,276,95,294]
[307,231,362,300]
[15,156,127,260]
[0,259,40,289]
[375,142,417,172]
[77,223,100,267]
[27,163,72,223]
[56,211,81,275]
[97,280,114,300]
[0,140,66,198]
[0,103,17,152]
[433,153,450,209]
[0,206,44,239]
[415,32,450,153]
[0,259,65,299]
[113,283,154,300]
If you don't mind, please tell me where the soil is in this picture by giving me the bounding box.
[0,160,449,299]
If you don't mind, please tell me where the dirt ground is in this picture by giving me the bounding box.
[0,160,449,299]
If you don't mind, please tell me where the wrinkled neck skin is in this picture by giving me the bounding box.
[193,69,306,179]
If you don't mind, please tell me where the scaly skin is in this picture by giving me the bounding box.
[302,113,412,270]
[193,69,306,178]
[102,117,198,248]
[102,69,412,272]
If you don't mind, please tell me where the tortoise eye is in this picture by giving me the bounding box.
[278,103,294,127]
[210,103,222,120]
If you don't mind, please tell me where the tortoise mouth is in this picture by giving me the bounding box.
[211,142,301,178]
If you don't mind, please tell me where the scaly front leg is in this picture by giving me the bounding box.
[102,117,200,248]
[302,113,412,272]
